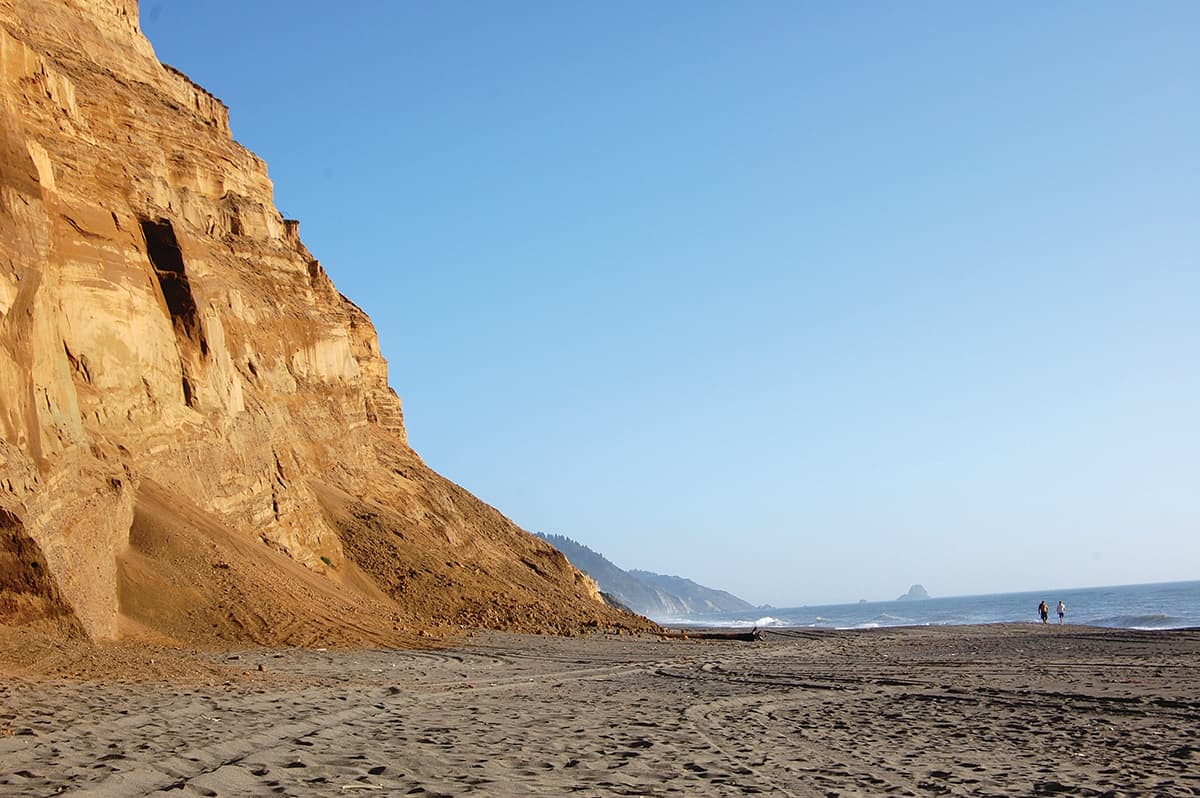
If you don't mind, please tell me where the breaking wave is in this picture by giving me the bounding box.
[1090,613,1186,630]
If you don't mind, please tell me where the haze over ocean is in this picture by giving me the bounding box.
[143,3,1199,607]
[663,580,1200,632]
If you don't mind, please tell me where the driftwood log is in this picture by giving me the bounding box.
[659,629,764,642]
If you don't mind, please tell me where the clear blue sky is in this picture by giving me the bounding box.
[142,2,1198,607]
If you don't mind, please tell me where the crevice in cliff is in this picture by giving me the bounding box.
[63,341,92,384]
[141,218,206,408]
[180,373,196,407]
[141,219,198,338]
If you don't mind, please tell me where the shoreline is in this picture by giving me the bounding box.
[668,621,1200,633]
[3,624,1198,795]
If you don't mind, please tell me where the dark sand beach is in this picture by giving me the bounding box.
[2,624,1198,797]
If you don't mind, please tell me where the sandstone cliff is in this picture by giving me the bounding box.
[0,0,651,652]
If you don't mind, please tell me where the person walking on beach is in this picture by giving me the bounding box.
[1038,600,1049,624]
[1057,600,1066,624]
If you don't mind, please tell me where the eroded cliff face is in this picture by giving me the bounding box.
[0,0,648,647]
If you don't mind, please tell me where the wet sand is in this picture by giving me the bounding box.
[2,624,1198,796]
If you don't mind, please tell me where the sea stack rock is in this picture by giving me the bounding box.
[897,584,931,601]
[0,0,651,646]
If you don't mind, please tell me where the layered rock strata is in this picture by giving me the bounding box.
[0,0,649,647]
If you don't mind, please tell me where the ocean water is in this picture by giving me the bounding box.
[657,580,1200,631]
